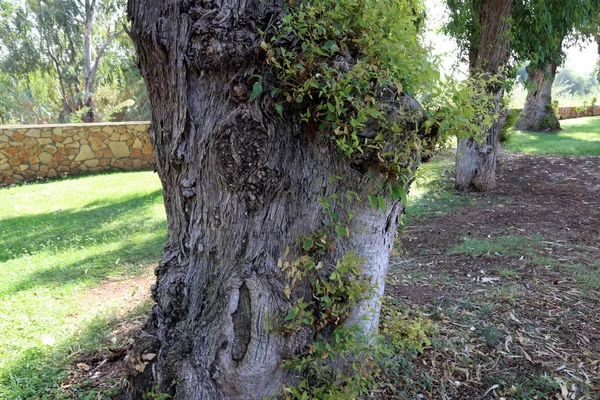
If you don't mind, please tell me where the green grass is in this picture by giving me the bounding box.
[499,268,520,278]
[505,116,600,156]
[448,235,544,258]
[402,151,477,226]
[0,171,166,399]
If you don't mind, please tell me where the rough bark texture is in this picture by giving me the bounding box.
[122,1,424,399]
[455,0,512,192]
[516,64,560,132]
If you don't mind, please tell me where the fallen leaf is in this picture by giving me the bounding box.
[76,363,91,371]
[142,353,157,361]
[134,361,147,372]
[483,384,499,397]
[481,277,500,283]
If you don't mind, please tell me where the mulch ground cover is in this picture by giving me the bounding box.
[59,153,600,399]
[385,153,600,399]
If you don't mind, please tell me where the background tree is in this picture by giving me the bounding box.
[512,0,600,132]
[122,0,495,398]
[446,0,514,191]
[0,0,133,123]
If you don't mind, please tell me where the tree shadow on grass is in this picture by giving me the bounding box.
[0,189,165,263]
[0,303,150,399]
[1,231,165,296]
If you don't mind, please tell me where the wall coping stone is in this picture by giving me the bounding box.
[0,121,151,130]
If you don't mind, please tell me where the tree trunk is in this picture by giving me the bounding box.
[517,64,560,132]
[82,0,96,123]
[123,1,422,398]
[455,0,513,192]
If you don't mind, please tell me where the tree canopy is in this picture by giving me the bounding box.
[0,0,148,124]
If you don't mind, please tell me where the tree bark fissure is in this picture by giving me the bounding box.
[124,1,421,398]
[455,0,513,192]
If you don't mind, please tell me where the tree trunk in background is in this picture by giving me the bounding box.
[123,1,422,398]
[517,64,560,132]
[82,0,96,123]
[455,0,513,192]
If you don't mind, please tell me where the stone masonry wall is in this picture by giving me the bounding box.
[558,105,600,120]
[0,122,152,187]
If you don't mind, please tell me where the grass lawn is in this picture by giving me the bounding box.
[505,116,600,156]
[0,171,166,399]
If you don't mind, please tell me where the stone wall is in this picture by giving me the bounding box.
[558,105,600,120]
[0,122,152,187]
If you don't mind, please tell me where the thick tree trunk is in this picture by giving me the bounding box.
[517,64,560,132]
[455,0,512,192]
[123,1,422,399]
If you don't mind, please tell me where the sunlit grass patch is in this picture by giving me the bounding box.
[402,151,477,226]
[0,171,165,398]
[506,116,600,156]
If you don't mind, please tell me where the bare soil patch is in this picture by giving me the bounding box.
[387,153,600,399]
[58,267,155,397]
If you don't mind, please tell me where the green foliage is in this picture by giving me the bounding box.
[499,108,520,143]
[380,303,435,353]
[0,0,146,123]
[264,0,430,177]
[442,0,481,66]
[512,0,600,70]
[280,325,377,400]
[278,246,375,398]
[263,0,497,181]
[280,250,369,333]
[421,72,501,140]
[555,67,599,97]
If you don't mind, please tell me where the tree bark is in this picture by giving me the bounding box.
[122,1,425,399]
[516,64,560,132]
[82,0,96,123]
[455,0,513,192]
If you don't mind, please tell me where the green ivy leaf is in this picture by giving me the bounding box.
[285,307,298,321]
[249,82,263,101]
[322,40,338,53]
[335,224,348,238]
[274,104,284,116]
[368,195,378,209]
[303,238,314,250]
[377,195,386,213]
[390,184,407,204]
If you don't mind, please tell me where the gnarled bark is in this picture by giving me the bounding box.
[455,0,513,192]
[517,64,560,132]
[122,1,427,399]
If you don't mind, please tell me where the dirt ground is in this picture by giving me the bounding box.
[60,153,600,399]
[385,153,600,399]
